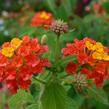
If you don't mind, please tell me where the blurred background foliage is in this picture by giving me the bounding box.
[0,0,109,109]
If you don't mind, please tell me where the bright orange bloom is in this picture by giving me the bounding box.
[0,36,51,93]
[31,11,54,29]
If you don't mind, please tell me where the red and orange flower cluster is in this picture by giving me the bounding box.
[31,11,54,29]
[62,38,109,87]
[0,36,51,93]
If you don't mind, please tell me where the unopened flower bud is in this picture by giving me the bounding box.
[50,20,68,36]
[73,74,87,92]
[41,34,48,44]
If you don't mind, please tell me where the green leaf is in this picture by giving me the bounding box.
[41,81,67,109]
[87,87,109,105]
[61,0,76,18]
[66,97,83,109]
[27,104,38,109]
[67,86,84,109]
[30,84,40,100]
[45,0,57,16]
[8,90,35,109]
[102,2,109,14]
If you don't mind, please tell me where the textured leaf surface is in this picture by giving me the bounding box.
[41,81,67,109]
[27,104,38,109]
[87,87,109,105]
[66,97,84,109]
[8,90,35,109]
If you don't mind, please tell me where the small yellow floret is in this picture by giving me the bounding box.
[40,12,49,19]
[85,41,94,50]
[92,51,109,61]
[93,42,104,52]
[85,40,109,61]
[11,38,22,49]
[103,54,109,61]
[1,47,14,58]
[92,52,103,60]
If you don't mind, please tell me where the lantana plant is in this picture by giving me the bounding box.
[0,19,109,109]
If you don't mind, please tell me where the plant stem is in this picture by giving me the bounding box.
[55,35,60,62]
[61,74,72,79]
[33,77,46,84]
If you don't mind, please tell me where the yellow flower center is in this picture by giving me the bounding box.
[85,41,94,50]
[40,12,49,20]
[1,47,14,58]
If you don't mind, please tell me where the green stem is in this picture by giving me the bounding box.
[55,36,61,62]
[61,74,72,79]
[76,65,83,73]
[33,77,46,84]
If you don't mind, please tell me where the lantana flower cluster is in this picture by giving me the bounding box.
[62,38,109,87]
[31,11,54,29]
[1,18,109,94]
[0,36,51,93]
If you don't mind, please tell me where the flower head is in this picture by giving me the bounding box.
[62,37,109,87]
[31,11,54,29]
[0,36,51,93]
[50,20,68,35]
[73,74,87,92]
